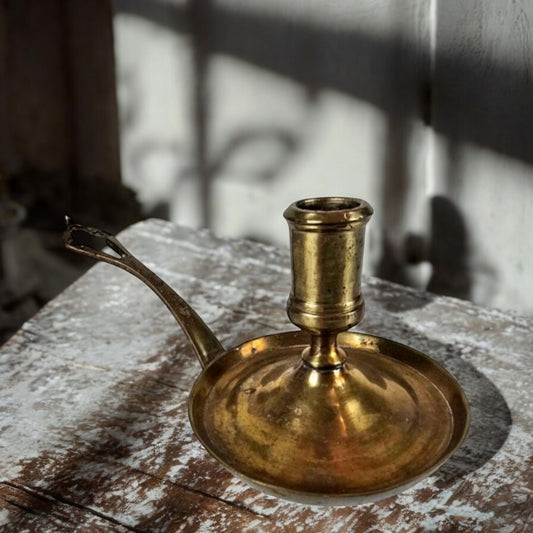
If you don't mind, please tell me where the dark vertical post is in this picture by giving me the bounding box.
[189,0,212,228]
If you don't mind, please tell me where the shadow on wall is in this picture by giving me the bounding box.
[402,195,473,300]
[115,0,533,164]
[427,195,471,299]
[114,0,531,307]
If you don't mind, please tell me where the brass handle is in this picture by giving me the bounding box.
[63,218,224,367]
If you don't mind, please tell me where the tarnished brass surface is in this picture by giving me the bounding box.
[190,331,469,505]
[284,197,372,336]
[64,197,470,506]
[284,197,372,370]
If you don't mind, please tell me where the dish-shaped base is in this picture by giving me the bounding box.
[189,331,469,505]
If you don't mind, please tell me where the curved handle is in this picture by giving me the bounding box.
[63,218,224,367]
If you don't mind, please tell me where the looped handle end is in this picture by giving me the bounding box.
[63,217,132,266]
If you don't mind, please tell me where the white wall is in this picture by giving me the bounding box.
[113,0,533,316]
[430,0,533,314]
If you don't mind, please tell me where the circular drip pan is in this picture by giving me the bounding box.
[189,331,470,505]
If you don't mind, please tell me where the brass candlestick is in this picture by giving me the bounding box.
[64,197,469,505]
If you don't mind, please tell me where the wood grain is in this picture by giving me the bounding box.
[0,219,531,531]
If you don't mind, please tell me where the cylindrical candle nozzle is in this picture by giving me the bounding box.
[284,197,373,336]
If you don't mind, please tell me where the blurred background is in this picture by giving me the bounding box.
[1,0,532,343]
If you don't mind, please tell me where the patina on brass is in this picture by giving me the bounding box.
[64,198,470,506]
[284,197,372,369]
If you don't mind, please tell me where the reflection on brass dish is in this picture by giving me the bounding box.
[64,197,469,506]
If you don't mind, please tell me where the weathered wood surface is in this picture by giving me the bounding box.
[0,219,531,532]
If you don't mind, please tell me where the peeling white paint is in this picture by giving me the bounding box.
[0,220,531,531]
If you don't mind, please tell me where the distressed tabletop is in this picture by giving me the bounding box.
[0,219,531,532]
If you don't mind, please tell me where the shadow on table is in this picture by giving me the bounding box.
[362,319,512,485]
[8,316,511,527]
[362,281,512,484]
[434,353,512,485]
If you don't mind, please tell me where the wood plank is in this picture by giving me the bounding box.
[64,0,122,183]
[0,220,531,531]
[0,0,121,182]
[432,0,533,313]
[4,0,71,172]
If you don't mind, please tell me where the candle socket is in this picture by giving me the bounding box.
[284,197,373,368]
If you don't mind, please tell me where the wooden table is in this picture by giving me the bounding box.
[0,219,531,532]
